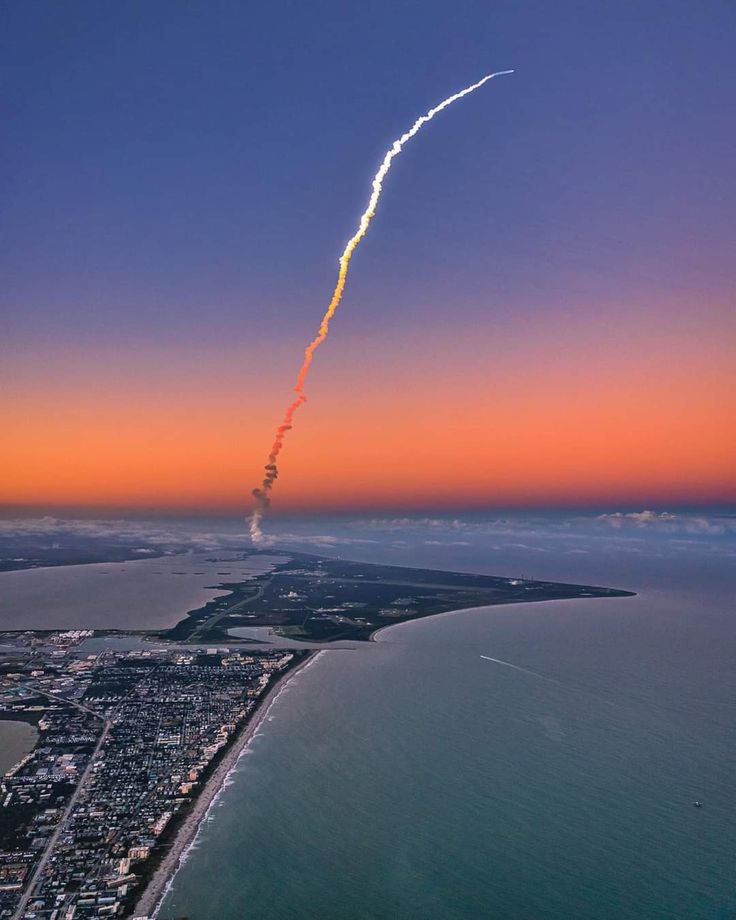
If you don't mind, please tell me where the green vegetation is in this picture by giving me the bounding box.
[160,553,634,644]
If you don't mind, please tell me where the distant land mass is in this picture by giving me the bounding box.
[162,552,635,644]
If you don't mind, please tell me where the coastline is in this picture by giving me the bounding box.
[132,650,321,919]
[136,594,630,915]
[368,591,636,643]
[0,719,39,775]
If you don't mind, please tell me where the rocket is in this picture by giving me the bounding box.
[249,70,514,545]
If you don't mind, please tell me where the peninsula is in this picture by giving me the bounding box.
[161,551,634,644]
[0,552,633,919]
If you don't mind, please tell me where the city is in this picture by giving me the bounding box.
[0,630,306,919]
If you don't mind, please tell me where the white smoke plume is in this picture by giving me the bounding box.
[249,70,514,545]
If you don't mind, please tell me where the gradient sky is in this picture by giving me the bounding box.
[2,0,734,513]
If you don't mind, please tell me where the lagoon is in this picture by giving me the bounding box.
[0,553,284,630]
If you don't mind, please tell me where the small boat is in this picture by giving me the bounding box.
[693,801,703,808]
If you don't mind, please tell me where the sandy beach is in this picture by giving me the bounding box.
[132,651,319,919]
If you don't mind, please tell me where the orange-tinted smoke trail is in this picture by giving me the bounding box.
[249,69,514,545]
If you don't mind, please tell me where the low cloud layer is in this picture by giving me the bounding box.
[0,516,246,553]
[595,510,735,535]
[349,510,736,539]
[1,509,734,562]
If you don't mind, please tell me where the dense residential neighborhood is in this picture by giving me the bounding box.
[0,631,301,919]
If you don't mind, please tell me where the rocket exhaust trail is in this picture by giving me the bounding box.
[249,70,514,545]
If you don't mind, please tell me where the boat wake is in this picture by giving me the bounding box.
[480,655,560,684]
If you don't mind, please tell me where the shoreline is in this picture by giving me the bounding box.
[131,651,321,919]
[368,591,636,643]
[138,592,640,918]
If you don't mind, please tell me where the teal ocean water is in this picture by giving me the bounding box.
[159,519,735,920]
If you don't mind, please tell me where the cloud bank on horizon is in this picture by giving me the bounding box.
[2,509,734,551]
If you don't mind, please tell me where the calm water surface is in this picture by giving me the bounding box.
[0,553,284,630]
[0,721,38,775]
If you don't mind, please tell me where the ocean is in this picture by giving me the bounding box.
[156,512,736,920]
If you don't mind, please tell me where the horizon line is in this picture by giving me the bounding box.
[2,499,735,521]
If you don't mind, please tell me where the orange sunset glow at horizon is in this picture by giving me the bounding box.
[4,301,734,514]
[4,3,734,524]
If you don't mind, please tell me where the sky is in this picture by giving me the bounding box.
[2,0,734,514]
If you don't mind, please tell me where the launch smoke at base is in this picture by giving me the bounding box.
[249,70,514,545]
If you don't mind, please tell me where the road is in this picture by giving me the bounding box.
[1,676,106,722]
[188,579,269,641]
[11,715,111,920]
